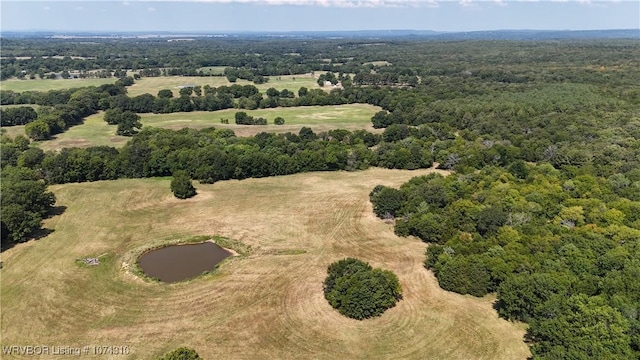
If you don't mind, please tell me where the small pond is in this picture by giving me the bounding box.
[138,242,232,283]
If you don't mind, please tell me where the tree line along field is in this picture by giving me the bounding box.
[0,73,322,96]
[1,37,639,359]
[3,104,380,151]
[126,73,323,98]
[0,77,118,92]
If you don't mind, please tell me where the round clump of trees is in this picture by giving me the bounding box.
[170,171,197,199]
[323,258,402,320]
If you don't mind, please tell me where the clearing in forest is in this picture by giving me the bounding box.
[0,168,530,360]
[127,74,322,98]
[0,78,117,92]
[26,104,381,151]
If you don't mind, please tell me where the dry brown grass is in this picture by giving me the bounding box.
[1,168,530,359]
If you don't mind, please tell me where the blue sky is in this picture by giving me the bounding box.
[1,1,638,32]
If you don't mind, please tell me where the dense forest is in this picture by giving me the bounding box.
[1,37,639,359]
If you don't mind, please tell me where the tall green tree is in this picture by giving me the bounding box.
[170,170,197,199]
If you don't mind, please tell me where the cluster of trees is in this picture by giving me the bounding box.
[170,171,197,199]
[0,135,56,248]
[27,127,388,184]
[103,109,142,136]
[323,258,402,320]
[157,347,201,360]
[371,165,640,358]
[234,111,267,125]
[0,106,38,126]
[1,81,135,140]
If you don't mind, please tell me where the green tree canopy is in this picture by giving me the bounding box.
[170,170,197,199]
[323,258,402,320]
[158,347,201,360]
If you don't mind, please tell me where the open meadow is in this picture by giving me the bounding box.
[19,104,380,151]
[0,168,530,359]
[127,74,323,97]
[0,78,117,92]
[0,74,320,97]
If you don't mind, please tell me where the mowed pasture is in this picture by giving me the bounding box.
[23,104,380,151]
[141,104,381,137]
[0,78,117,92]
[127,74,322,97]
[0,168,530,359]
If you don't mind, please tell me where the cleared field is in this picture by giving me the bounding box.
[0,168,530,359]
[127,74,321,97]
[25,104,380,151]
[36,112,130,151]
[1,125,27,140]
[141,104,381,137]
[0,78,116,92]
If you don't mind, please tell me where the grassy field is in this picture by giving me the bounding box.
[127,74,322,97]
[16,104,380,151]
[0,168,530,359]
[140,104,381,137]
[0,78,116,92]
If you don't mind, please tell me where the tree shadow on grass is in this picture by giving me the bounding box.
[46,205,67,218]
[1,228,55,253]
[0,205,64,253]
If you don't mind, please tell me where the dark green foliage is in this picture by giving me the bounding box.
[158,347,201,360]
[170,171,197,199]
[475,206,507,236]
[436,255,491,297]
[323,258,402,320]
[274,117,285,125]
[0,106,38,126]
[157,89,174,99]
[528,295,634,360]
[387,165,640,358]
[369,186,406,219]
[104,109,142,136]
[323,258,372,297]
[497,273,572,322]
[24,120,51,140]
[234,111,267,125]
[1,166,56,246]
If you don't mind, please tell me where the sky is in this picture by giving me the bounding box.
[1,1,638,33]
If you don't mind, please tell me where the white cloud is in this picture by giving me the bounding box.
[493,0,507,7]
[459,0,473,7]
[123,1,131,5]
[43,6,51,11]
[124,0,439,8]
[74,6,84,10]
[147,6,156,11]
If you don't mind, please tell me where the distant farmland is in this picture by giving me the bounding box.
[127,74,323,97]
[21,104,381,151]
[0,78,117,92]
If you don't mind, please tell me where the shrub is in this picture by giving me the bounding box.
[158,347,201,360]
[274,117,285,125]
[323,258,402,320]
[170,171,197,199]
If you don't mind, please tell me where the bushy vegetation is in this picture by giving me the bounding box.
[372,165,640,358]
[170,171,197,199]
[323,258,402,320]
[157,347,201,360]
[0,162,56,248]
